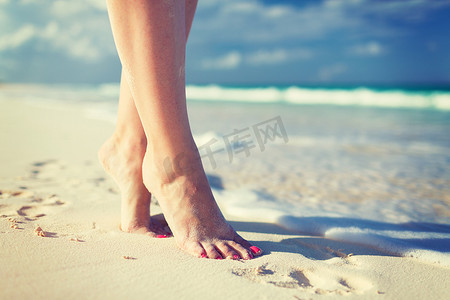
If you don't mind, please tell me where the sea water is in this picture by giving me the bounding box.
[1,84,449,266]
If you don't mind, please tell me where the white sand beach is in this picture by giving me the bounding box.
[1,85,449,299]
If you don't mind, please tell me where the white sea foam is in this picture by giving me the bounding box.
[186,85,450,110]
[213,187,450,267]
[187,85,283,103]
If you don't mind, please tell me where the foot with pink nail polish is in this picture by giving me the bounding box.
[143,149,262,261]
[99,135,170,238]
[98,134,261,258]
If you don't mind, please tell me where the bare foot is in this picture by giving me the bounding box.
[98,135,169,237]
[142,148,262,260]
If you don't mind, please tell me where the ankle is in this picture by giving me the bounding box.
[145,148,204,185]
[111,132,147,158]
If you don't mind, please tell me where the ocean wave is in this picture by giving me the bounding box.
[186,85,450,110]
[2,83,448,111]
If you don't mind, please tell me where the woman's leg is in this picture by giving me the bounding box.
[106,0,259,259]
[98,70,155,235]
[99,0,199,236]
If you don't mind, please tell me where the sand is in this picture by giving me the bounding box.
[1,93,449,299]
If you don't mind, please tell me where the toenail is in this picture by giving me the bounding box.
[216,257,223,260]
[157,235,168,238]
[201,253,206,258]
[250,246,262,255]
[233,255,239,260]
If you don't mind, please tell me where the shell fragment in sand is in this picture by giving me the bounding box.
[34,225,46,237]
[122,256,136,260]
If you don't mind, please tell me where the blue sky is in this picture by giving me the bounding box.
[0,0,449,86]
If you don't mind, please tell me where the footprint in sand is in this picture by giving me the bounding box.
[0,189,34,200]
[232,264,311,289]
[1,189,66,238]
[0,189,66,220]
[0,160,74,236]
[27,159,67,180]
[232,263,373,296]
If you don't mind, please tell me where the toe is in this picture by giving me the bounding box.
[228,240,253,260]
[234,234,263,257]
[202,243,223,259]
[215,241,239,260]
[249,246,263,256]
[183,241,207,258]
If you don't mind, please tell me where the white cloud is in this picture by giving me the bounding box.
[202,48,313,69]
[49,22,111,60]
[202,51,242,70]
[51,1,87,17]
[246,48,313,66]
[0,20,110,61]
[0,24,36,51]
[17,0,106,9]
[193,0,450,47]
[223,2,258,14]
[47,1,113,60]
[350,41,385,56]
[247,49,288,65]
[265,5,291,19]
[85,0,107,11]
[353,0,450,18]
[50,0,106,17]
[318,63,347,81]
[192,0,361,45]
[0,0,115,62]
